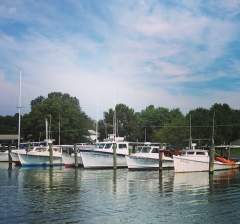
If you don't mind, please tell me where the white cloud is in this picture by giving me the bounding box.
[1,0,240,119]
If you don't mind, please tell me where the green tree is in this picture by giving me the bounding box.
[22,92,92,144]
[210,103,233,145]
[98,103,141,141]
[186,108,212,147]
[138,105,184,142]
[153,117,189,145]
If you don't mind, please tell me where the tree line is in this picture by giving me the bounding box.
[1,92,240,147]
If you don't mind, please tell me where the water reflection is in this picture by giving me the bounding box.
[1,165,240,223]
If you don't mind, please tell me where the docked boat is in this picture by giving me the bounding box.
[61,145,83,168]
[0,151,9,162]
[18,145,64,167]
[79,135,130,169]
[10,142,47,166]
[126,146,181,170]
[173,149,240,173]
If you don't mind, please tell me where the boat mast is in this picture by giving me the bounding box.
[212,112,215,145]
[17,68,22,148]
[45,118,48,146]
[96,87,98,142]
[59,114,60,146]
[114,87,116,140]
[189,115,192,149]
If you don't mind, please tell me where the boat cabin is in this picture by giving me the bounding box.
[95,142,128,150]
[181,150,208,157]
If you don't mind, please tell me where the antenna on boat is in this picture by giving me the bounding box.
[17,68,22,148]
[113,86,117,140]
[96,87,98,142]
[45,118,48,146]
[49,114,51,140]
[189,115,192,149]
[212,112,215,145]
[59,113,60,146]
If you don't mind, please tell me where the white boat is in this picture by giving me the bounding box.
[10,142,47,166]
[61,145,83,168]
[79,135,130,169]
[18,145,64,167]
[126,146,179,170]
[0,151,9,162]
[173,149,240,173]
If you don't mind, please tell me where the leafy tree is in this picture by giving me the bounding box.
[22,92,93,144]
[153,117,189,145]
[98,103,141,141]
[210,103,233,145]
[138,105,184,142]
[186,108,212,147]
[231,109,240,141]
[0,114,19,134]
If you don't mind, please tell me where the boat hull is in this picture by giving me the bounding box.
[0,151,9,162]
[62,153,83,168]
[126,155,173,170]
[80,150,127,169]
[18,153,64,167]
[173,156,240,173]
[10,150,24,166]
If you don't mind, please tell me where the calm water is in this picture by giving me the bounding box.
[1,163,240,224]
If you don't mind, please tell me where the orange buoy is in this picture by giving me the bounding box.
[216,156,235,164]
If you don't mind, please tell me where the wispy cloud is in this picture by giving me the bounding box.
[0,0,240,119]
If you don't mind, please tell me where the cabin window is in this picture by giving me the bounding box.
[98,143,105,149]
[196,152,206,155]
[187,151,195,155]
[119,144,127,149]
[137,147,143,153]
[151,148,159,153]
[105,143,112,149]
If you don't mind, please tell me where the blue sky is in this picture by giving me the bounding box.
[1,0,240,120]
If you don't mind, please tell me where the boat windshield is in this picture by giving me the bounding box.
[151,148,159,153]
[104,143,112,149]
[95,143,105,149]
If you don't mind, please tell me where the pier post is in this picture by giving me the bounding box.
[159,143,163,172]
[49,144,53,167]
[209,144,215,173]
[132,145,136,154]
[113,143,117,169]
[26,144,30,153]
[128,146,132,155]
[74,144,78,168]
[8,143,12,169]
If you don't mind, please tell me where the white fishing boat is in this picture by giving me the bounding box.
[0,151,9,162]
[173,148,240,173]
[79,134,130,169]
[10,142,47,166]
[126,146,181,170]
[61,145,83,168]
[18,145,64,167]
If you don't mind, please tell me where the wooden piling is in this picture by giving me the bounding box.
[8,144,12,169]
[159,143,163,172]
[132,145,136,154]
[26,144,30,153]
[113,143,117,169]
[74,144,78,168]
[209,144,215,173]
[49,144,53,167]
